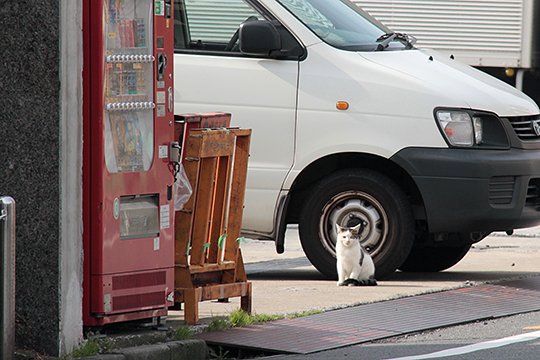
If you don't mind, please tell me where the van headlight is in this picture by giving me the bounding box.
[435,109,509,149]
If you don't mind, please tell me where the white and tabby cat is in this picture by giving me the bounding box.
[335,223,377,286]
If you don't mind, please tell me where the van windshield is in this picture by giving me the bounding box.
[276,0,408,51]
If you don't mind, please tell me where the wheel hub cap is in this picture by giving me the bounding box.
[320,191,388,258]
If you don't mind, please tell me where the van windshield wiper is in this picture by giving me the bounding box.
[376,32,417,51]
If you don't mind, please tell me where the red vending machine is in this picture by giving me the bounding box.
[83,0,175,326]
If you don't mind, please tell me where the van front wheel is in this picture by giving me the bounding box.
[298,169,415,279]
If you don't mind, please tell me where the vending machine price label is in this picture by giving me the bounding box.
[157,105,166,117]
[156,91,166,104]
[158,145,168,159]
[160,204,170,229]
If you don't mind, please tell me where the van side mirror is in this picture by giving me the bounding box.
[239,20,281,56]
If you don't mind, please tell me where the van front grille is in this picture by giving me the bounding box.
[525,178,540,211]
[507,115,540,141]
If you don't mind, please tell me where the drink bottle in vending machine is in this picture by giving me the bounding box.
[83,0,175,326]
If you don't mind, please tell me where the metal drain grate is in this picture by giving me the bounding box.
[198,277,540,354]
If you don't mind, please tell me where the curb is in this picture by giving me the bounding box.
[80,340,208,360]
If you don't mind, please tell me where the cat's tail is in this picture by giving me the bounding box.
[339,278,378,286]
[361,278,378,286]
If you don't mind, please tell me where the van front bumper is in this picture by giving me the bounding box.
[390,147,540,233]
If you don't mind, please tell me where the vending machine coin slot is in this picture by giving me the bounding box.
[157,53,167,81]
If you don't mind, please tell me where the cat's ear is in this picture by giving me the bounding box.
[352,223,362,234]
[335,223,344,233]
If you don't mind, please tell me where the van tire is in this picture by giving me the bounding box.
[398,244,471,272]
[298,169,414,279]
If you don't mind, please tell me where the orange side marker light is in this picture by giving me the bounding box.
[336,101,349,111]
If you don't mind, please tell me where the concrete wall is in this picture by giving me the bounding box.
[59,0,84,355]
[0,0,83,356]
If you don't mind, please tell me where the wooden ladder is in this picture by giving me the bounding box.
[174,128,252,324]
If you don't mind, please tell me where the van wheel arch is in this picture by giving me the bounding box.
[285,153,424,225]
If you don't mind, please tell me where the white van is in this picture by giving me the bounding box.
[173,0,540,278]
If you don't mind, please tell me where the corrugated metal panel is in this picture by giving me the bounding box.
[353,0,528,67]
[185,0,258,42]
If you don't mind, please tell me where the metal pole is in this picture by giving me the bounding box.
[0,197,15,360]
[516,69,525,92]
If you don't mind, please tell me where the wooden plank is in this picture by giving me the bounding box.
[174,210,192,268]
[175,282,251,303]
[200,282,250,302]
[176,112,231,128]
[241,281,253,314]
[174,266,194,290]
[222,249,247,284]
[183,288,202,325]
[235,249,248,282]
[207,155,231,263]
[189,261,236,274]
[190,157,217,266]
[174,158,200,267]
[197,131,235,158]
[225,131,251,261]
[228,128,252,137]
[198,282,251,302]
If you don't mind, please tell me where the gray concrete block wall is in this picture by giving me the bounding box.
[0,0,62,356]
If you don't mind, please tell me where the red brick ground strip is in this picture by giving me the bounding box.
[197,276,540,354]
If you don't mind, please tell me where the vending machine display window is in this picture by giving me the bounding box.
[104,0,154,173]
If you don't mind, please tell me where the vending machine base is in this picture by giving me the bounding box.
[86,268,174,326]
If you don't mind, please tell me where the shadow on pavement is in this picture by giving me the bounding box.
[246,257,539,283]
[248,269,330,281]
